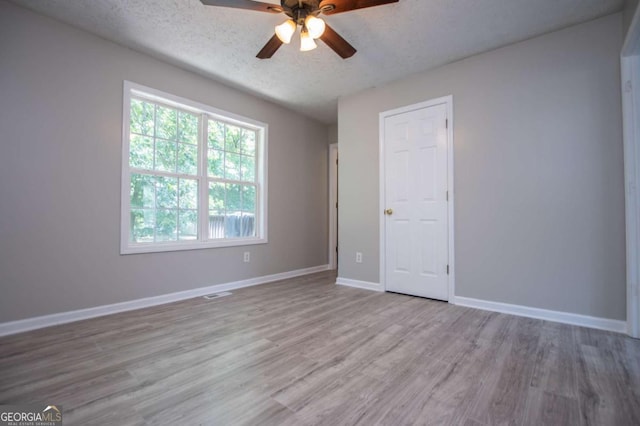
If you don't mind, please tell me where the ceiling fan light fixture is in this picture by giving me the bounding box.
[300,28,317,52]
[275,19,296,44]
[305,15,326,39]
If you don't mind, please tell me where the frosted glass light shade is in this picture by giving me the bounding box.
[305,15,326,39]
[300,29,317,51]
[275,20,296,44]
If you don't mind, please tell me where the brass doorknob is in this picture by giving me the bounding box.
[384,208,393,215]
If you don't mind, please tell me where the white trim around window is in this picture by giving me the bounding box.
[120,81,268,255]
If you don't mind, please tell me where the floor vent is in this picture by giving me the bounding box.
[203,292,232,300]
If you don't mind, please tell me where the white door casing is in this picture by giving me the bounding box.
[622,5,640,338]
[380,97,454,301]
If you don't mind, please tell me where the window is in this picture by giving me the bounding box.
[121,81,267,254]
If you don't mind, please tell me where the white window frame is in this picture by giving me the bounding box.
[120,81,268,255]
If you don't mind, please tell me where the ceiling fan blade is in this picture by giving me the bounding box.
[320,0,398,15]
[200,0,282,13]
[256,34,284,59]
[320,24,356,59]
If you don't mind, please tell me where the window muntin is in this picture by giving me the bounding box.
[122,82,267,254]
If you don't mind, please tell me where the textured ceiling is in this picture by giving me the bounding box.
[10,0,624,123]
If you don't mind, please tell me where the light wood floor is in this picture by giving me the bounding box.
[1,271,639,425]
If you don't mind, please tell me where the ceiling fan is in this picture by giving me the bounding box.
[200,0,400,59]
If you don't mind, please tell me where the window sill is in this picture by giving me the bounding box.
[120,237,268,255]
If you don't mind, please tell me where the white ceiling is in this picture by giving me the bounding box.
[10,0,624,123]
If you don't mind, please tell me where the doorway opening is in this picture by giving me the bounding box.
[329,143,339,270]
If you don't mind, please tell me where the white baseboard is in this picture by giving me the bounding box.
[0,264,330,337]
[453,296,627,334]
[336,277,384,292]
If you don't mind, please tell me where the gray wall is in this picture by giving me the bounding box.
[625,0,639,37]
[0,2,328,323]
[328,124,338,145]
[338,14,626,320]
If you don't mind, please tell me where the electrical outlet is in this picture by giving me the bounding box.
[243,252,250,263]
[356,252,363,263]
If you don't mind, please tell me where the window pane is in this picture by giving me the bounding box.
[178,111,198,145]
[156,176,178,208]
[225,125,242,153]
[242,185,256,237]
[242,130,256,156]
[241,213,255,237]
[179,178,198,209]
[129,134,154,170]
[156,105,177,140]
[208,120,225,150]
[225,152,241,181]
[130,174,155,209]
[177,143,197,175]
[240,155,255,182]
[130,209,155,243]
[155,140,177,173]
[208,182,225,214]
[242,185,256,213]
[130,99,154,136]
[226,183,242,213]
[155,209,177,241]
[179,209,198,241]
[207,149,224,178]
[208,182,225,239]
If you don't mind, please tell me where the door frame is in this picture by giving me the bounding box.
[328,143,339,270]
[622,5,640,338]
[379,95,455,301]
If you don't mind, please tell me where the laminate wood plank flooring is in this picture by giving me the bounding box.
[1,271,639,425]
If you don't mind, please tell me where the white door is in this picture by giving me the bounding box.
[383,103,449,300]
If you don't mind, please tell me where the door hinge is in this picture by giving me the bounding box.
[446,264,450,275]
[336,202,338,208]
[445,118,448,129]
[336,158,339,165]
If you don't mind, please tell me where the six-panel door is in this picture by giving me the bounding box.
[384,103,449,300]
